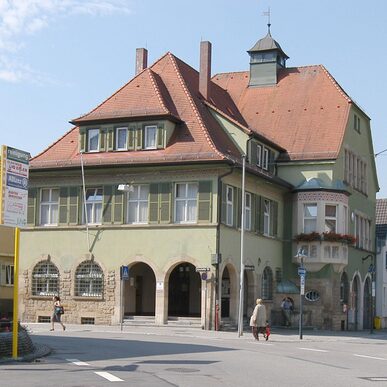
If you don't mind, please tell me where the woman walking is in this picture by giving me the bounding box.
[50,296,66,331]
[249,298,267,341]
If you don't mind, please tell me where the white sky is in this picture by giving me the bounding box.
[1,0,386,197]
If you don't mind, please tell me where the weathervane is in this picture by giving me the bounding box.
[262,7,271,33]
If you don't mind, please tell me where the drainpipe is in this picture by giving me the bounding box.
[215,164,235,330]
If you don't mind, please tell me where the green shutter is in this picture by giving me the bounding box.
[79,128,86,153]
[268,150,275,174]
[159,182,171,223]
[249,141,257,166]
[99,129,107,151]
[102,186,113,224]
[255,195,262,233]
[220,182,227,224]
[136,127,143,150]
[149,183,159,223]
[271,200,278,237]
[198,181,212,223]
[59,187,68,225]
[113,187,124,224]
[260,197,266,233]
[157,123,165,149]
[251,193,256,231]
[128,127,135,150]
[236,188,242,229]
[69,187,79,225]
[107,128,114,151]
[27,188,37,226]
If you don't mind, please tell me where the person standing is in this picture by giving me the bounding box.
[249,298,267,341]
[281,297,293,327]
[50,296,66,331]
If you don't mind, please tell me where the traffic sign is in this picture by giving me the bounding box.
[201,272,208,281]
[244,265,255,271]
[120,265,129,280]
[196,267,210,272]
[300,274,305,295]
[298,267,306,276]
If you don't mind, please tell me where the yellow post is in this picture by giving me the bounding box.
[12,227,20,359]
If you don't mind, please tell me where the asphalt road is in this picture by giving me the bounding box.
[2,324,387,386]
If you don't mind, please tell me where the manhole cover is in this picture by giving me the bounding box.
[165,368,199,373]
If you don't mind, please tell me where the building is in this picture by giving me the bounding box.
[0,226,15,318]
[19,27,378,330]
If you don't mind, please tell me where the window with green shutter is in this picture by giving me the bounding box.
[79,128,86,153]
[198,181,212,223]
[27,188,37,226]
[157,124,165,149]
[113,187,124,224]
[102,186,113,224]
[69,187,79,225]
[107,128,114,151]
[149,183,159,223]
[128,127,136,150]
[159,182,171,223]
[135,127,143,150]
[59,187,69,225]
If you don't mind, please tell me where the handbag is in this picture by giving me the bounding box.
[56,306,64,315]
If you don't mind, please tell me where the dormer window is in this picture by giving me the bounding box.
[262,148,269,170]
[144,125,157,149]
[116,127,128,150]
[88,129,99,152]
[256,144,262,167]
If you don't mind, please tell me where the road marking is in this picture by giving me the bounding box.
[66,358,90,366]
[368,378,387,381]
[298,348,328,352]
[354,354,386,361]
[95,372,124,382]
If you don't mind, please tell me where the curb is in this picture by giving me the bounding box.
[0,344,51,364]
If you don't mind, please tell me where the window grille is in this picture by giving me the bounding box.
[38,316,51,323]
[261,266,273,300]
[75,261,104,297]
[32,260,59,296]
[81,317,95,325]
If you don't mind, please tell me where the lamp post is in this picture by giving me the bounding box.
[362,254,375,334]
[295,248,307,340]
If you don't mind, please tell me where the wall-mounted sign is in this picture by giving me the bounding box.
[156,281,164,291]
[0,145,30,227]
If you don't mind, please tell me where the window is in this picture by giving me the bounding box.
[128,185,149,224]
[263,199,270,235]
[40,188,59,226]
[88,129,99,152]
[340,272,349,304]
[261,266,273,300]
[303,203,317,233]
[354,114,361,133]
[144,125,157,149]
[343,206,349,234]
[344,148,367,194]
[74,261,103,297]
[116,127,128,150]
[32,260,59,296]
[262,148,269,170]
[354,213,371,250]
[245,192,251,231]
[305,290,320,302]
[83,188,103,225]
[256,144,262,167]
[0,264,14,286]
[175,183,198,223]
[226,185,233,226]
[325,205,337,232]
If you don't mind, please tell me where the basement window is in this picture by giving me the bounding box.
[81,317,95,325]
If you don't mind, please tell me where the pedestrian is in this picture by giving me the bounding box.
[249,298,267,341]
[281,297,293,327]
[50,295,66,331]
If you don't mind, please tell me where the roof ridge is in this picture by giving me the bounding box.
[147,68,170,114]
[168,53,225,159]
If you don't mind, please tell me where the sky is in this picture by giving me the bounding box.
[1,0,387,197]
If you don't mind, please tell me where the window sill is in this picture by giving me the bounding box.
[73,296,104,301]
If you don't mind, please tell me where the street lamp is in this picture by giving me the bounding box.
[295,248,307,340]
[362,254,375,334]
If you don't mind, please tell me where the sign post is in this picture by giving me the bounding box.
[0,145,29,360]
[295,249,307,340]
[120,266,129,331]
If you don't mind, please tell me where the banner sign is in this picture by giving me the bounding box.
[0,145,30,227]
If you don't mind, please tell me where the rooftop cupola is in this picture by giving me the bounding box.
[247,24,289,87]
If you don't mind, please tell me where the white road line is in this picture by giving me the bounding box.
[66,358,91,366]
[354,354,387,361]
[95,372,124,382]
[298,348,328,352]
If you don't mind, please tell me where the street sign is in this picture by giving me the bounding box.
[196,267,210,272]
[244,265,255,271]
[120,265,129,280]
[300,274,305,295]
[298,267,306,276]
[201,272,208,281]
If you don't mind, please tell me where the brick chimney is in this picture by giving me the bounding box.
[199,41,212,100]
[135,48,148,75]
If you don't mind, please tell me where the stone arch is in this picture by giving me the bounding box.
[351,273,361,330]
[31,258,60,297]
[220,263,238,320]
[363,274,372,330]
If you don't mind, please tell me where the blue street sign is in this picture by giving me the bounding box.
[120,265,129,280]
[298,267,306,276]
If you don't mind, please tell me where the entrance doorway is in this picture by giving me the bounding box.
[352,276,360,330]
[123,262,155,316]
[168,263,201,317]
[363,277,372,330]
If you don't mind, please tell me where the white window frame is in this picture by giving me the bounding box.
[324,204,337,233]
[88,128,100,152]
[263,199,271,235]
[116,127,128,151]
[83,188,103,225]
[127,184,149,224]
[0,264,14,286]
[226,185,234,227]
[40,188,59,226]
[262,148,269,170]
[256,144,262,167]
[303,203,317,233]
[174,182,198,224]
[245,192,251,231]
[144,125,157,149]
